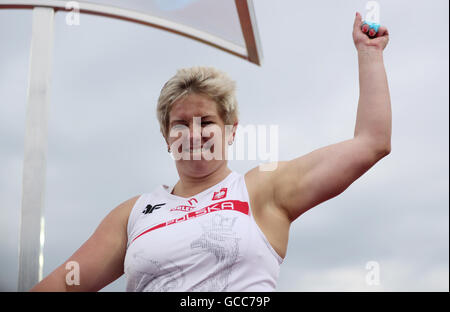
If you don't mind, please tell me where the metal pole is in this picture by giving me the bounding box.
[18,6,54,291]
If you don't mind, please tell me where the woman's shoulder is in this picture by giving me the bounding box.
[110,194,142,223]
[121,195,142,210]
[118,186,165,213]
[117,188,163,224]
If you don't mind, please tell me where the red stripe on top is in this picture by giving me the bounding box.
[131,200,249,244]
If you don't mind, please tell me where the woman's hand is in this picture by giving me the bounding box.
[353,12,389,52]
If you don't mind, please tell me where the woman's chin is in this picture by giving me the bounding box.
[176,154,224,175]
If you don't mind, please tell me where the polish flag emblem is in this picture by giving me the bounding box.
[212,188,227,201]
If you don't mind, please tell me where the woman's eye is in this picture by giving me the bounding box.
[202,122,213,126]
[171,124,186,130]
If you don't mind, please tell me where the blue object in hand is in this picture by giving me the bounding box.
[362,20,380,37]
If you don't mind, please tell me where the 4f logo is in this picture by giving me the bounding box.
[142,203,166,214]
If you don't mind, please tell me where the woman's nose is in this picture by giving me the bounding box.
[189,123,203,147]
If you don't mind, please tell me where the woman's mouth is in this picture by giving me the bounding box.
[183,142,214,153]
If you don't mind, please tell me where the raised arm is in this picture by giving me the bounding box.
[353,12,391,147]
[249,12,392,224]
[30,195,139,292]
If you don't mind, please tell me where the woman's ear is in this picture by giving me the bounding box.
[163,134,170,152]
[228,121,238,144]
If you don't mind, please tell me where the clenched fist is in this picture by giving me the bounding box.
[353,12,389,52]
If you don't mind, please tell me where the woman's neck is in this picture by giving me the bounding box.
[172,165,232,198]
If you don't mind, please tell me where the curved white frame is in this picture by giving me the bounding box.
[0,0,266,64]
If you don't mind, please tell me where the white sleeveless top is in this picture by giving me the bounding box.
[124,171,284,292]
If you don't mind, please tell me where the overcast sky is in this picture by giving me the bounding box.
[1,0,448,291]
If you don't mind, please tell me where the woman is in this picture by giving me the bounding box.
[31,12,391,291]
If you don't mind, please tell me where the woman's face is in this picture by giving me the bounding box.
[166,93,236,177]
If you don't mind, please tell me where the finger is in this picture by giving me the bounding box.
[354,12,363,30]
[368,36,388,47]
[362,23,370,33]
[376,26,389,38]
[367,38,382,46]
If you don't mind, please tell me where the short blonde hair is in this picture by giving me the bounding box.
[156,66,239,139]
